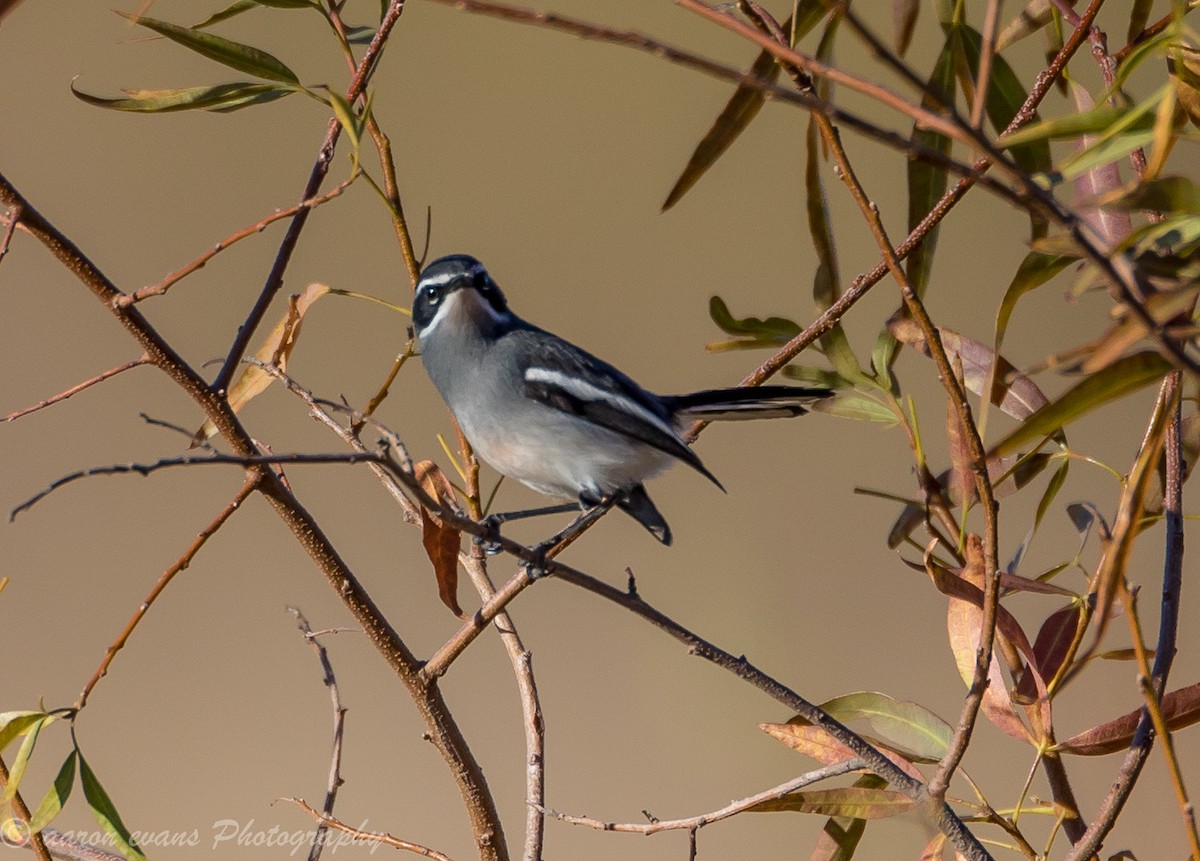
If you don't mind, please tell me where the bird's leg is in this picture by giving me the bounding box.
[474,502,584,555]
[524,494,621,579]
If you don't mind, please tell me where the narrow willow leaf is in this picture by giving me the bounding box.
[1169,44,1200,128]
[760,723,924,780]
[79,754,146,861]
[1057,681,1200,755]
[192,0,257,28]
[115,11,300,85]
[194,283,331,444]
[71,80,295,113]
[892,0,919,55]
[997,103,1146,148]
[1127,0,1153,44]
[748,786,915,818]
[807,118,860,380]
[810,775,886,861]
[1014,603,1081,702]
[28,750,78,833]
[0,716,48,804]
[809,393,898,425]
[996,0,1053,52]
[0,712,48,753]
[995,252,1076,355]
[878,32,956,375]
[889,319,1049,419]
[1090,175,1200,212]
[790,0,831,45]
[322,87,363,168]
[818,692,953,761]
[1071,82,1132,248]
[708,295,801,344]
[661,40,783,211]
[781,365,849,389]
[944,542,1034,743]
[991,352,1172,457]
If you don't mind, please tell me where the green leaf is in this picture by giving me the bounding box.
[28,750,78,833]
[321,87,363,168]
[810,393,898,425]
[71,80,295,113]
[0,711,49,753]
[192,0,257,28]
[80,754,146,861]
[781,365,849,389]
[661,39,783,211]
[749,786,915,818]
[708,295,801,345]
[790,0,831,45]
[991,352,1173,457]
[995,252,1076,355]
[957,25,1051,176]
[1089,176,1200,212]
[115,11,300,85]
[1,716,50,805]
[818,692,953,761]
[879,31,956,375]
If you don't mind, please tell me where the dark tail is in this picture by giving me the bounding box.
[618,485,672,545]
[663,385,832,421]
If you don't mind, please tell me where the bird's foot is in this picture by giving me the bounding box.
[472,514,504,555]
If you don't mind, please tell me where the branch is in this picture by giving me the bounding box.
[545,758,863,835]
[3,356,151,423]
[212,0,409,393]
[0,755,51,861]
[288,608,349,861]
[118,175,358,306]
[284,798,457,861]
[0,170,509,861]
[73,479,256,711]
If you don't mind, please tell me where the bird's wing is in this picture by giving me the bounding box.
[508,328,722,488]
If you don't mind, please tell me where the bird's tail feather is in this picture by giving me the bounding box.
[664,385,832,421]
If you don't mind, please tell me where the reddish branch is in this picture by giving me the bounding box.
[3,356,152,423]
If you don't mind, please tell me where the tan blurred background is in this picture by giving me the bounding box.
[1,1,1196,859]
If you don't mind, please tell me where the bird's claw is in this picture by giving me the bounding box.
[472,515,504,555]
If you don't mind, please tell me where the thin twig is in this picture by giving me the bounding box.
[0,202,20,264]
[118,176,358,307]
[970,0,1003,129]
[73,479,257,711]
[288,608,349,861]
[3,356,152,422]
[284,799,457,861]
[545,758,863,835]
[213,0,409,394]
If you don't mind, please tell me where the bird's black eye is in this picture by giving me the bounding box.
[422,283,441,305]
[472,268,490,292]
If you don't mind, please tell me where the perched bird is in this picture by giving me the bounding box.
[412,254,831,547]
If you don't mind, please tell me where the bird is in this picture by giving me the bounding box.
[412,253,832,548]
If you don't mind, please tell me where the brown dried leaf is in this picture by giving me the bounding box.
[1014,603,1082,702]
[1057,681,1200,755]
[759,722,924,781]
[193,282,331,444]
[889,318,1049,419]
[748,786,915,818]
[415,460,463,617]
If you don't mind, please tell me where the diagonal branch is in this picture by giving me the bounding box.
[0,169,509,861]
[3,356,152,423]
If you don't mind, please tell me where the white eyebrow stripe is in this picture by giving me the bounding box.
[417,270,462,289]
[524,367,680,440]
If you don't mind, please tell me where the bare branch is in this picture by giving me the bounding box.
[118,175,358,307]
[74,479,257,711]
[288,608,349,861]
[3,356,152,423]
[283,798,457,861]
[545,758,863,835]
